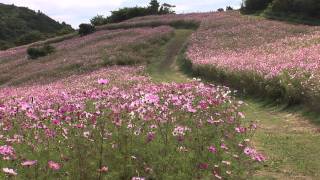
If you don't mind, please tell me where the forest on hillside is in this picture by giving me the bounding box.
[0,3,74,50]
[241,0,320,23]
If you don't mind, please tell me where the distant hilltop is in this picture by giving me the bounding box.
[0,3,74,50]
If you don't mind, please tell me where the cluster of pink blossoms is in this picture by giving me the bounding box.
[0,66,265,178]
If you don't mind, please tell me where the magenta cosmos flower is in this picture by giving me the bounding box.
[208,145,217,154]
[48,161,61,170]
[0,145,15,156]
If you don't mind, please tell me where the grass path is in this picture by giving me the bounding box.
[245,100,320,179]
[146,29,320,179]
[146,29,192,83]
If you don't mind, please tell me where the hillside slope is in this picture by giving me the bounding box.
[0,11,320,179]
[0,3,73,50]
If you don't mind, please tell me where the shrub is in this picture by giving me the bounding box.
[217,8,225,12]
[90,15,109,26]
[109,7,150,23]
[79,24,95,36]
[27,45,55,59]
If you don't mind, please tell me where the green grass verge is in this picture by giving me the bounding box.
[96,20,200,32]
[243,99,320,179]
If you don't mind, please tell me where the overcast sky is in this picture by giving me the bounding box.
[1,0,242,28]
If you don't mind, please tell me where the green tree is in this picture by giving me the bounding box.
[149,0,160,14]
[241,0,273,13]
[109,7,149,23]
[226,6,234,10]
[159,3,175,14]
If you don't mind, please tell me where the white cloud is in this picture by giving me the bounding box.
[0,0,241,28]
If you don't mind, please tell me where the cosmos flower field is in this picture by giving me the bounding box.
[0,66,263,179]
[186,12,320,108]
[1,10,319,179]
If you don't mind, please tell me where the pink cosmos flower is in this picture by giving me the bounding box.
[98,166,108,173]
[238,112,245,118]
[220,143,229,150]
[132,177,145,180]
[2,168,17,176]
[208,145,217,154]
[98,78,109,85]
[244,147,266,162]
[20,102,31,111]
[244,147,253,155]
[0,145,15,156]
[52,119,61,125]
[48,161,61,170]
[144,94,160,104]
[21,160,37,166]
[235,126,246,133]
[186,104,197,113]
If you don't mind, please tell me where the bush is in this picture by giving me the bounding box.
[90,15,109,26]
[78,24,95,36]
[27,45,55,59]
[217,8,225,12]
[109,7,150,23]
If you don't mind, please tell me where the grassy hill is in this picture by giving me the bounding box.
[0,3,74,50]
[0,11,319,179]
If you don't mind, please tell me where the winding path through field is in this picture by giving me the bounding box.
[147,29,320,179]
